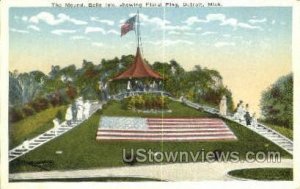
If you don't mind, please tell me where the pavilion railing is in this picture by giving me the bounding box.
[111,90,172,100]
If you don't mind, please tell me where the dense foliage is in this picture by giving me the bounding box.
[260,73,293,129]
[9,55,233,122]
[121,94,170,111]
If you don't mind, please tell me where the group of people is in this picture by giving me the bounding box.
[126,80,163,92]
[232,100,257,127]
[219,96,258,127]
[65,97,92,125]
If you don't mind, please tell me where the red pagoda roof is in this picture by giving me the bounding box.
[113,47,162,80]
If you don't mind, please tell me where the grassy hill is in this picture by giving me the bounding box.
[9,101,291,173]
[9,106,67,149]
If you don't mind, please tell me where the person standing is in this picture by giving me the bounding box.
[233,100,242,120]
[219,95,227,116]
[65,105,73,126]
[244,104,251,125]
[251,113,258,128]
[83,100,91,119]
[76,97,84,121]
[52,118,60,136]
[71,102,78,123]
[127,80,132,92]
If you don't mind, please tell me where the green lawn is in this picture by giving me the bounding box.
[228,168,293,180]
[102,100,214,118]
[260,122,293,140]
[9,101,292,173]
[9,106,67,149]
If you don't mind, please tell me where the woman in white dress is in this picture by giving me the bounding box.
[65,105,73,126]
[219,95,227,116]
[76,97,84,121]
[251,113,258,128]
[83,100,91,119]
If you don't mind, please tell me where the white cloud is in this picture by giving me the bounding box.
[70,35,90,40]
[51,29,76,35]
[272,20,276,25]
[22,16,28,22]
[10,28,29,34]
[182,16,203,25]
[27,25,40,31]
[29,12,87,25]
[92,42,104,47]
[168,31,181,35]
[106,29,120,35]
[196,27,202,31]
[185,32,196,36]
[214,41,235,48]
[183,13,263,31]
[163,25,191,31]
[201,31,217,36]
[85,27,120,35]
[145,39,194,46]
[237,23,262,30]
[128,13,170,28]
[90,17,114,26]
[223,34,231,38]
[248,18,267,24]
[85,27,106,34]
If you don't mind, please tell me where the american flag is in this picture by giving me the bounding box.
[97,117,237,141]
[121,15,136,37]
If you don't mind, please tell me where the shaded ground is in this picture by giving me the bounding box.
[11,176,163,182]
[10,159,292,181]
[228,168,293,180]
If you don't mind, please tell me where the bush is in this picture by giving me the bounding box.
[29,97,49,113]
[9,107,24,123]
[55,110,64,121]
[66,85,77,100]
[260,73,293,129]
[22,105,35,117]
[49,92,64,107]
[122,94,170,111]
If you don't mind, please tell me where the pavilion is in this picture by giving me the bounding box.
[113,47,162,80]
[111,47,166,99]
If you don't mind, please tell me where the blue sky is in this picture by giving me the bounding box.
[9,7,291,69]
[9,7,292,115]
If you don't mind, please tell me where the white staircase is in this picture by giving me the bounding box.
[9,101,103,162]
[181,99,293,155]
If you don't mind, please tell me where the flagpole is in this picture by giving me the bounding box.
[137,10,140,48]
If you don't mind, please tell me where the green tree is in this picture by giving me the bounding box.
[260,73,293,129]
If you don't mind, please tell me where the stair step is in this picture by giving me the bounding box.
[11,152,22,155]
[279,145,292,148]
[34,139,46,143]
[43,133,55,137]
[39,137,53,140]
[58,128,70,131]
[14,149,27,152]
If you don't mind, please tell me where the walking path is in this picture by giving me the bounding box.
[181,99,293,155]
[9,159,292,181]
[9,101,103,162]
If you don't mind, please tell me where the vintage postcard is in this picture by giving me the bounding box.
[1,0,299,188]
